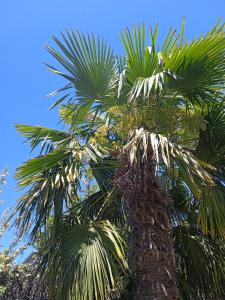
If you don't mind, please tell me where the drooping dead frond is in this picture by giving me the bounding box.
[124,128,215,186]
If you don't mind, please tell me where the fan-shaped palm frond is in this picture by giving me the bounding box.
[12,124,108,238]
[120,21,225,105]
[47,31,119,103]
[40,220,126,300]
[166,21,225,104]
[170,179,225,300]
[174,224,225,300]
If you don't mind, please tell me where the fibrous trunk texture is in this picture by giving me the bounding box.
[116,152,179,300]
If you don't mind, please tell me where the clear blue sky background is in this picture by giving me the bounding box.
[0,0,224,256]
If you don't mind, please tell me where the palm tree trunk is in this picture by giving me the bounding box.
[116,152,179,300]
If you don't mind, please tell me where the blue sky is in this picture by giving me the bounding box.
[0,0,224,252]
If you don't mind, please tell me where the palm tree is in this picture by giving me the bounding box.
[12,20,225,299]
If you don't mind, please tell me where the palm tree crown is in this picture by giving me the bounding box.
[12,20,225,299]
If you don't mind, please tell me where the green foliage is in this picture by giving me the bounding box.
[11,20,225,299]
[171,181,225,299]
[0,171,48,300]
[43,220,126,300]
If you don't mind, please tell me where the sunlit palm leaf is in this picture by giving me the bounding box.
[12,125,108,239]
[47,31,119,103]
[166,21,225,103]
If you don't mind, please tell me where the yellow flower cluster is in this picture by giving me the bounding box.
[110,102,206,146]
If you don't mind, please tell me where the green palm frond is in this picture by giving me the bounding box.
[47,83,74,110]
[121,25,171,83]
[120,22,225,104]
[47,31,119,103]
[166,21,225,104]
[74,158,125,224]
[171,181,225,299]
[75,189,125,225]
[13,151,79,237]
[43,220,127,300]
[16,124,71,143]
[12,124,109,239]
[120,25,178,101]
[16,124,73,155]
[174,224,225,300]
[17,150,72,183]
[196,100,225,175]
